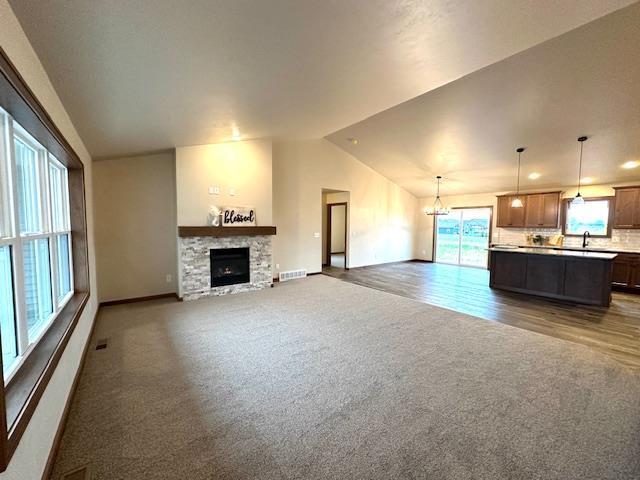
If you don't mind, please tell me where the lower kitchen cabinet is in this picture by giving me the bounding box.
[612,254,640,291]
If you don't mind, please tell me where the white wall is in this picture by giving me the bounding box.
[273,139,417,274]
[176,139,272,226]
[0,1,98,478]
[94,152,177,302]
[417,182,640,260]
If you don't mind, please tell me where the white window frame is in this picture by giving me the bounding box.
[0,108,74,383]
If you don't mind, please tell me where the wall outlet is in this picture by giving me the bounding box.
[165,274,172,283]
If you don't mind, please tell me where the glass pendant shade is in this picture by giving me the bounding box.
[572,192,585,205]
[511,197,524,208]
[425,176,449,215]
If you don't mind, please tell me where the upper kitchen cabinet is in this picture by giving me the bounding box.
[524,192,561,228]
[497,192,560,228]
[497,195,526,227]
[613,186,640,228]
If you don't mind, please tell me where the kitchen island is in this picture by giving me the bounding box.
[488,247,618,306]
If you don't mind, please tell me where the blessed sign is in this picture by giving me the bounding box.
[222,206,256,226]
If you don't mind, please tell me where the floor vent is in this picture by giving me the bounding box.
[279,269,307,282]
[61,465,90,480]
[95,339,108,350]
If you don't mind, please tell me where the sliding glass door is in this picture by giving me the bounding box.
[435,207,492,268]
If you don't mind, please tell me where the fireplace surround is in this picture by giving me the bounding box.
[178,226,275,301]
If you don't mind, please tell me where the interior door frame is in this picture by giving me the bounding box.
[432,205,493,269]
[326,202,348,269]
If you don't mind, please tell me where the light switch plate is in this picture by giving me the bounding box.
[313,232,320,238]
[229,188,236,196]
[208,186,220,195]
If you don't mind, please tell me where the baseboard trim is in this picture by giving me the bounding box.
[99,292,179,307]
[410,259,433,263]
[41,306,100,480]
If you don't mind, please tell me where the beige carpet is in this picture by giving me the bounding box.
[52,275,640,479]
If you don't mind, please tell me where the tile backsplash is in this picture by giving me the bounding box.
[494,227,640,251]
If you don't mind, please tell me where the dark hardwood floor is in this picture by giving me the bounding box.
[322,261,640,369]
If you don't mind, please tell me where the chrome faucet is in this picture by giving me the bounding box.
[582,231,590,248]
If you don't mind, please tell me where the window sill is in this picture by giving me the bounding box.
[4,291,89,460]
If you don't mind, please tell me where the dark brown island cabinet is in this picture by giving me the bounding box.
[489,248,617,307]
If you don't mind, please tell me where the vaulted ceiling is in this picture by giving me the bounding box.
[9,0,634,163]
[326,2,640,196]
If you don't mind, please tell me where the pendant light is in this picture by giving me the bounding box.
[572,136,588,205]
[425,175,450,215]
[511,147,525,208]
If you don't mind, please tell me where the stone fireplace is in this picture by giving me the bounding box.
[178,226,276,301]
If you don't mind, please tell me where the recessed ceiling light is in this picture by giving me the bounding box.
[528,172,541,180]
[347,137,358,145]
[580,177,594,184]
[622,161,639,169]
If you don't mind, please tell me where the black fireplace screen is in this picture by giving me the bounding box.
[210,247,250,287]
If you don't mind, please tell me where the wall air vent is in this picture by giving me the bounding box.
[279,269,307,282]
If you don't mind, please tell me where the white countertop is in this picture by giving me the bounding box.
[488,246,618,260]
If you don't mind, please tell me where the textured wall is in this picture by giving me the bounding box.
[273,139,417,274]
[176,139,272,226]
[94,152,177,302]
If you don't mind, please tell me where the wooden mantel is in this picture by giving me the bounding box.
[178,226,277,237]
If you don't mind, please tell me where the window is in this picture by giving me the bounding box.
[563,198,612,237]
[0,247,16,372]
[0,107,73,379]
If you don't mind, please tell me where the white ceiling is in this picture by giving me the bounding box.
[9,0,634,159]
[327,2,640,197]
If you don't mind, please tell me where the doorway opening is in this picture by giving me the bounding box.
[434,207,492,268]
[322,190,349,271]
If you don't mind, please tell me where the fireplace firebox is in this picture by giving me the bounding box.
[210,247,250,287]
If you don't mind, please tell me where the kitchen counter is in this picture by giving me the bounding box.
[488,246,618,260]
[488,247,615,306]
[492,243,640,255]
